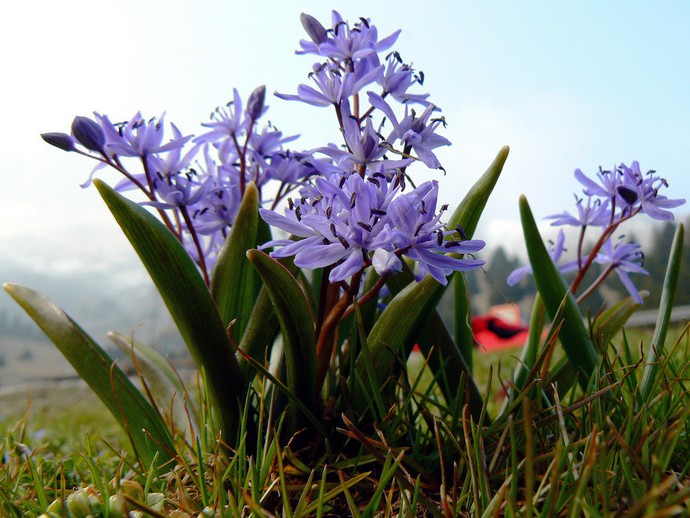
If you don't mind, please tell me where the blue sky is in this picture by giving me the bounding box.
[1,1,688,278]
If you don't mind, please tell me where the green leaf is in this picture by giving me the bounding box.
[357,147,508,417]
[108,331,199,436]
[3,283,174,468]
[94,179,243,442]
[591,292,647,348]
[519,195,598,386]
[639,223,684,403]
[246,250,317,428]
[211,182,260,339]
[237,285,280,381]
[448,146,509,372]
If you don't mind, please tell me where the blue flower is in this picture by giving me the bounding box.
[378,53,430,106]
[296,11,400,62]
[507,230,578,286]
[545,196,610,227]
[260,174,484,284]
[574,162,685,221]
[96,112,192,158]
[617,161,685,220]
[313,100,412,173]
[275,60,382,108]
[594,238,648,303]
[368,93,450,169]
[196,89,249,144]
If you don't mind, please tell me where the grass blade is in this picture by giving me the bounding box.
[639,223,684,403]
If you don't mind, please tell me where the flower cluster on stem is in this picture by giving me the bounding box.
[509,162,685,303]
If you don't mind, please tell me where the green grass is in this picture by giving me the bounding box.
[1,323,689,516]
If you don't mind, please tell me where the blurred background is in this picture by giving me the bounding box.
[1,1,688,386]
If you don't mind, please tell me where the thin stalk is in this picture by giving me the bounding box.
[179,206,210,286]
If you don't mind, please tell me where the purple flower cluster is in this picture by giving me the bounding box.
[509,162,685,303]
[42,10,485,287]
[42,87,317,277]
[261,11,483,283]
[261,176,483,284]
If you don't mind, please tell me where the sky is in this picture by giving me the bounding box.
[1,1,688,285]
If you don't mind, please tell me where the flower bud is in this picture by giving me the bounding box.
[246,85,266,120]
[107,494,129,518]
[71,116,105,152]
[45,497,67,516]
[118,479,144,501]
[65,489,93,516]
[300,13,327,44]
[41,132,75,152]
[145,492,165,512]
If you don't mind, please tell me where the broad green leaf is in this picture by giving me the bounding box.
[237,285,280,381]
[639,223,684,403]
[94,179,243,441]
[448,146,508,372]
[247,250,317,428]
[452,273,474,371]
[109,331,198,437]
[519,195,598,386]
[357,147,508,417]
[3,283,174,468]
[211,182,260,340]
[364,276,444,375]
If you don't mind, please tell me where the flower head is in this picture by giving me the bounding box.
[507,230,578,286]
[296,11,400,61]
[368,93,450,169]
[545,196,610,228]
[594,237,648,303]
[260,175,483,284]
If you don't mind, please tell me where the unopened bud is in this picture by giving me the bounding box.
[300,13,328,44]
[118,479,144,501]
[41,132,75,152]
[65,490,93,516]
[246,85,266,120]
[45,497,67,516]
[71,116,105,152]
[107,494,129,517]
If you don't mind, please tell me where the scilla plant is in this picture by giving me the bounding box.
[4,9,687,514]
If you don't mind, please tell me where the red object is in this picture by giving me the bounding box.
[471,308,529,352]
[410,305,529,355]
[472,316,528,351]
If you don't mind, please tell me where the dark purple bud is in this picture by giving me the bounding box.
[71,116,105,152]
[246,85,266,120]
[300,13,328,44]
[41,132,75,152]
[617,185,638,205]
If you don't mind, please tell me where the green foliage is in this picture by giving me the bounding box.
[2,284,174,469]
[93,179,244,444]
[6,142,688,515]
[519,195,599,386]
